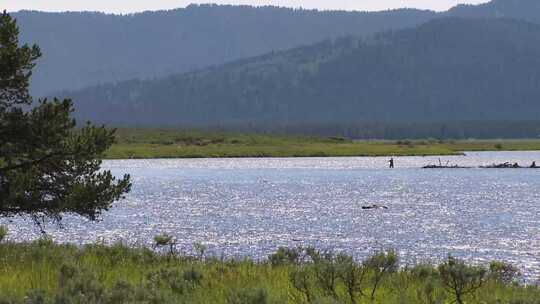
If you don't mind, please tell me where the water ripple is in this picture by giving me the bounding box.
[2,151,539,281]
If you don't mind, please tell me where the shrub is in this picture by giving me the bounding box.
[489,261,521,284]
[34,235,54,247]
[107,281,136,303]
[154,234,174,247]
[410,263,438,281]
[25,290,47,304]
[194,242,207,260]
[290,268,314,304]
[227,288,269,304]
[438,256,486,304]
[55,264,107,304]
[414,280,446,304]
[183,268,203,285]
[311,252,340,299]
[268,247,302,266]
[508,300,540,304]
[396,140,412,146]
[336,253,367,304]
[153,234,176,255]
[109,280,172,303]
[146,267,203,296]
[0,295,21,304]
[0,226,7,243]
[363,249,399,301]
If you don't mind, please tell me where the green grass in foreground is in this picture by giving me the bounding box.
[104,129,540,159]
[0,238,538,304]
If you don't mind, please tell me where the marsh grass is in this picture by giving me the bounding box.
[0,241,538,303]
[107,129,457,159]
[106,129,540,159]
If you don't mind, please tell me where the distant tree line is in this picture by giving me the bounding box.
[160,121,539,139]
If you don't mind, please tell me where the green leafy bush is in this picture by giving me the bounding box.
[438,256,486,304]
[227,287,269,304]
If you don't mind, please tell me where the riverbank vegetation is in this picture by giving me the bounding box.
[106,128,540,159]
[0,235,538,304]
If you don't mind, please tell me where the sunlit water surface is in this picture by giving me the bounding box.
[4,151,540,280]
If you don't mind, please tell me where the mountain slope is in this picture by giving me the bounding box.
[67,17,540,133]
[447,0,540,22]
[17,0,540,96]
[15,5,435,96]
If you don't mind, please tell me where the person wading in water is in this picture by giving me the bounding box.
[389,157,395,168]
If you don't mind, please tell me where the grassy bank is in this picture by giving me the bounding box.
[0,239,538,303]
[106,129,540,159]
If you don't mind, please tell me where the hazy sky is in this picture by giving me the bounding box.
[4,0,490,14]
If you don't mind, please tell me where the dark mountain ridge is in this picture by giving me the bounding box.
[65,17,540,138]
[447,0,540,22]
[15,5,435,96]
[16,0,540,97]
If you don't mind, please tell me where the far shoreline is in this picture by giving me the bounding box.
[105,129,540,159]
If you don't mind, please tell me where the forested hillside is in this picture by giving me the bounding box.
[15,5,435,96]
[65,17,540,138]
[447,0,540,22]
[16,0,540,96]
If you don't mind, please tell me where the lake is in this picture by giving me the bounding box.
[4,151,540,280]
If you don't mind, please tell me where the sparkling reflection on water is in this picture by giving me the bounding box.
[4,151,540,280]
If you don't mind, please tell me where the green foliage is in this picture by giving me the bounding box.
[193,242,207,261]
[146,267,202,296]
[0,12,130,225]
[336,253,366,304]
[362,249,399,301]
[438,256,487,304]
[268,246,302,266]
[107,128,474,159]
[154,234,174,247]
[227,287,269,304]
[313,257,340,299]
[106,129,540,158]
[0,226,7,243]
[154,234,176,255]
[489,261,521,285]
[55,264,107,304]
[290,267,314,303]
[0,242,537,303]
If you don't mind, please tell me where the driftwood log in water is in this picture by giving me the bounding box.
[362,204,388,210]
[480,162,519,168]
[480,162,525,168]
[422,159,470,169]
[422,165,471,169]
[422,161,539,169]
[479,162,539,168]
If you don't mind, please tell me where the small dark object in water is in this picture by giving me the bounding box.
[531,161,538,168]
[362,204,388,210]
[389,158,394,168]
